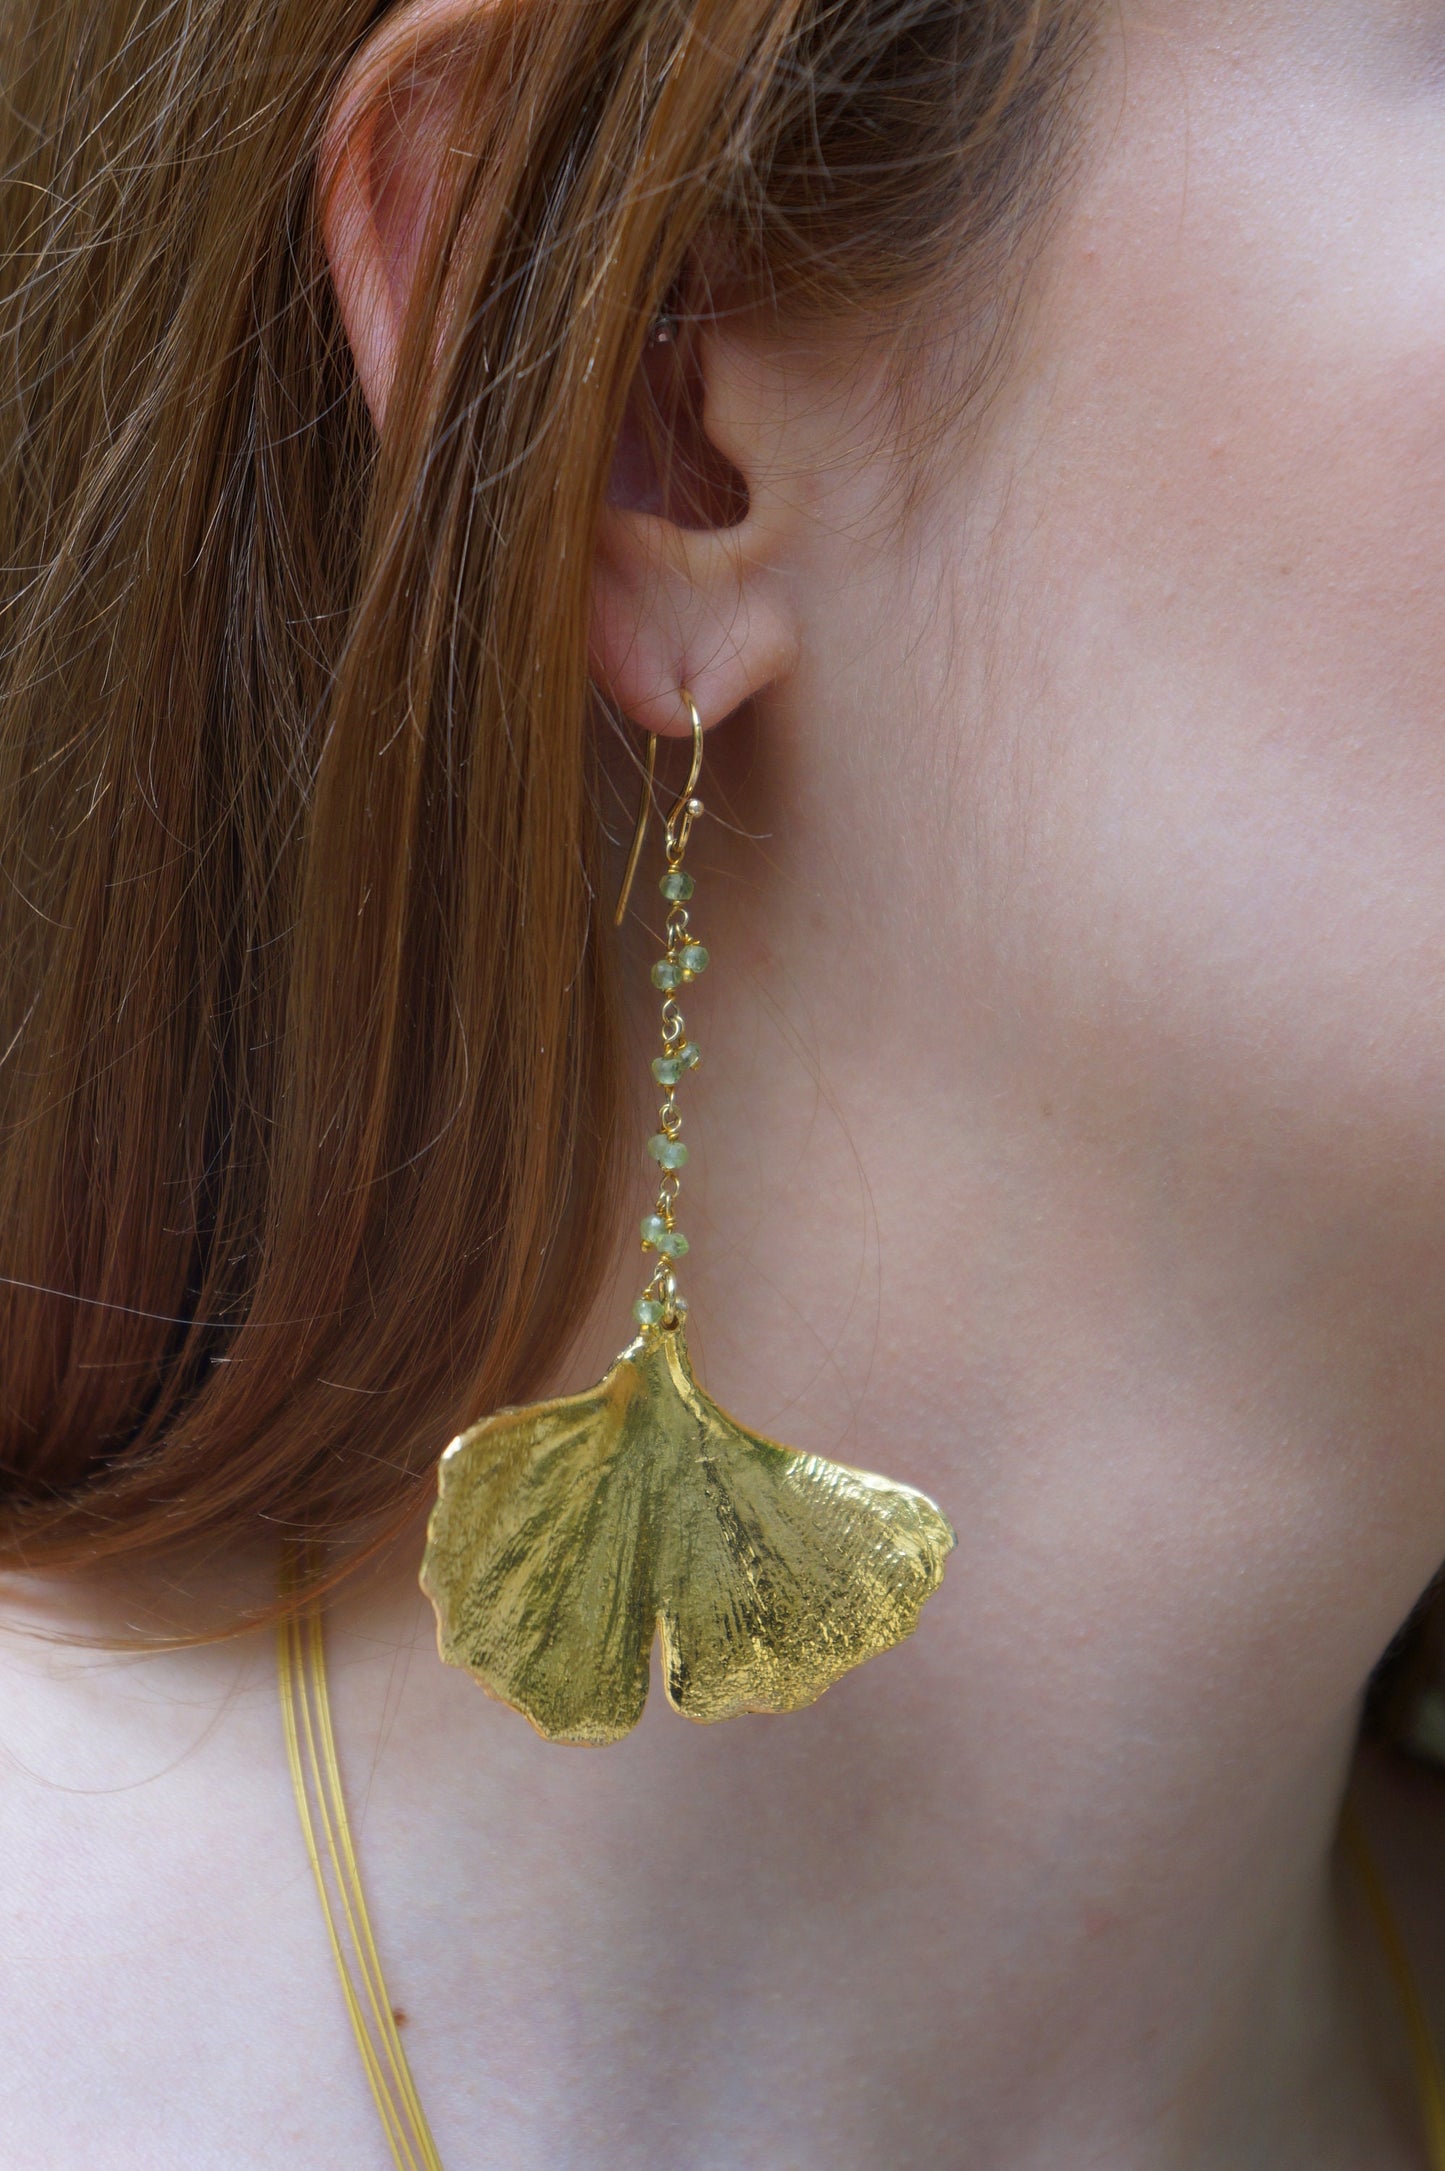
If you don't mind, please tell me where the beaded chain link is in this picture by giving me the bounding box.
[633,781,707,1330]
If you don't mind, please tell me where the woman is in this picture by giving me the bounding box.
[2,0,1444,2160]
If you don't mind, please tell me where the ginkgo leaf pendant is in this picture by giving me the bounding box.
[422,700,953,1741]
[421,1320,955,1744]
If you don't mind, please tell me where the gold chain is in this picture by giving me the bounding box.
[621,695,708,1337]
[633,763,706,1333]
[279,1561,1445,2171]
[1342,1796,1445,2169]
[277,1543,446,2171]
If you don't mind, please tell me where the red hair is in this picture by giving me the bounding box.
[0,0,1088,1597]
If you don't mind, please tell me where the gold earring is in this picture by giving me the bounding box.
[420,694,954,1743]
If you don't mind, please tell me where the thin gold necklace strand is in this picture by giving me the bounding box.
[277,1565,1444,2171]
[277,1544,445,2171]
[1343,1796,1445,2169]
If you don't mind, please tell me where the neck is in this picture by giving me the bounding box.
[305,757,1445,2168]
[326,1508,1385,2169]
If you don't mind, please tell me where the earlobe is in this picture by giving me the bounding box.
[591,508,797,737]
[590,323,804,737]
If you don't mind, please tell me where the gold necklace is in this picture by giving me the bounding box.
[1342,1798,1445,2166]
[278,1558,1445,2171]
[277,1547,444,2171]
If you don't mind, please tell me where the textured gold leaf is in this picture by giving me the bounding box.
[421,1323,954,1744]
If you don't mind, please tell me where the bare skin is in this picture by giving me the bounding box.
[7,0,1445,2163]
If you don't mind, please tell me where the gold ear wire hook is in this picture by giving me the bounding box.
[613,731,657,928]
[613,692,703,926]
[664,692,705,859]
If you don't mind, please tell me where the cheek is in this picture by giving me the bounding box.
[953,22,1445,1203]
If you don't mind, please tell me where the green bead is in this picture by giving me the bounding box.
[677,943,709,978]
[651,958,682,991]
[633,1296,664,1327]
[660,869,695,902]
[652,1041,700,1085]
[640,1212,669,1248]
[648,1133,688,1169]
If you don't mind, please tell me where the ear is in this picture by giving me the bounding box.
[591,315,804,737]
[319,0,483,426]
[321,0,804,737]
